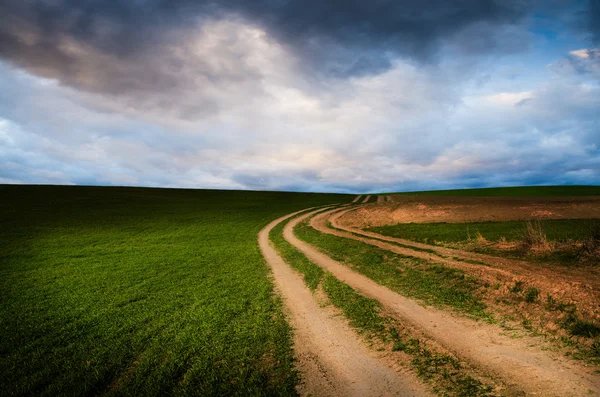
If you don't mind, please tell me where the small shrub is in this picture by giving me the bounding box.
[571,319,600,338]
[579,223,600,265]
[393,338,421,354]
[475,231,487,243]
[388,327,400,341]
[510,281,524,294]
[556,301,577,313]
[525,287,539,303]
[560,312,578,330]
[546,297,577,313]
[592,338,600,357]
[521,220,552,251]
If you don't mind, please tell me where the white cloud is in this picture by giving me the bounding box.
[482,91,534,106]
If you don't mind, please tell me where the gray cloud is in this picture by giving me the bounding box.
[591,0,600,44]
[0,0,535,92]
[0,2,599,193]
[1,46,599,193]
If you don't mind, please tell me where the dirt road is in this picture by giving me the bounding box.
[361,195,371,203]
[259,209,432,397]
[284,208,600,397]
[351,195,362,203]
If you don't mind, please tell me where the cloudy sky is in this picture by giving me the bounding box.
[0,0,598,193]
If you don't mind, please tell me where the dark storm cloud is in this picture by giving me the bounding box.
[591,0,600,44]
[0,0,535,91]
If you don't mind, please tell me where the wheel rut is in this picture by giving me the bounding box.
[259,208,433,397]
[351,195,362,203]
[330,206,600,289]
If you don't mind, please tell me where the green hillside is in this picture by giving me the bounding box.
[0,185,349,396]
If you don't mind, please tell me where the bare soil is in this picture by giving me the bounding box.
[259,209,433,397]
[287,208,600,396]
[341,195,600,227]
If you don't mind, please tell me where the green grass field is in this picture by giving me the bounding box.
[367,219,599,266]
[383,185,600,196]
[369,219,599,244]
[0,185,348,396]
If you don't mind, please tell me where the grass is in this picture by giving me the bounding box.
[390,332,494,397]
[294,220,489,319]
[524,287,540,303]
[269,210,386,335]
[368,219,599,265]
[270,215,495,396]
[321,273,387,335]
[383,185,600,197]
[0,185,349,396]
[269,220,325,291]
[569,318,600,339]
[369,219,598,244]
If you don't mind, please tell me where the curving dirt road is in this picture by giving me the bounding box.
[284,208,600,397]
[259,208,433,397]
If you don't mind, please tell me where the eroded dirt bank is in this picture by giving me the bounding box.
[340,195,600,227]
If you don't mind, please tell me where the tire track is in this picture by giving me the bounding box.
[361,195,371,204]
[328,206,600,292]
[259,209,432,397]
[284,208,600,397]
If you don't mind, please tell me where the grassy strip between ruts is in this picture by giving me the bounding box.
[0,185,349,396]
[368,219,598,245]
[270,214,497,396]
[326,219,439,255]
[367,219,600,266]
[295,220,490,319]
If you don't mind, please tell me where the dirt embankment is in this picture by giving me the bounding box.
[341,196,600,227]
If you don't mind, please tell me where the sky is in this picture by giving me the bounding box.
[0,0,599,193]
